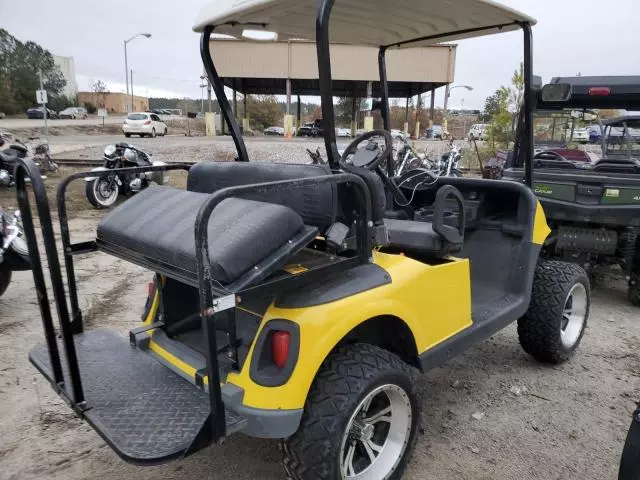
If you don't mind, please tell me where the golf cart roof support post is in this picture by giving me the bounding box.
[316,0,340,169]
[15,158,85,407]
[521,22,534,188]
[200,27,249,162]
[378,46,394,177]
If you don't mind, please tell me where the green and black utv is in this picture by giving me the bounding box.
[504,75,640,305]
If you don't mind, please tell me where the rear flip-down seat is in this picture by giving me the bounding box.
[97,186,318,288]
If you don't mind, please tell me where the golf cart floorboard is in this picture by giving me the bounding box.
[29,329,245,465]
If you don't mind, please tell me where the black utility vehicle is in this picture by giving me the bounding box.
[504,76,640,305]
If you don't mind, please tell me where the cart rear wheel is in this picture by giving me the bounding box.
[518,260,590,363]
[281,343,419,480]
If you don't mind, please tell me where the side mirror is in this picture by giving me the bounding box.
[541,83,572,102]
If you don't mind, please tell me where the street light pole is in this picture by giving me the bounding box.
[123,33,151,113]
[443,84,473,138]
[124,40,129,112]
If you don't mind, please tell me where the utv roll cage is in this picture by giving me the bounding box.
[17,0,539,448]
[509,75,640,170]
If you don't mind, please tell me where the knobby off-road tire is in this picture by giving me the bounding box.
[518,260,590,364]
[281,343,420,480]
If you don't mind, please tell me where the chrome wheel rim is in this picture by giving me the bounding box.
[339,384,412,479]
[94,179,118,206]
[561,283,587,348]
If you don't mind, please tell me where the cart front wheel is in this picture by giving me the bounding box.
[281,343,419,480]
[518,260,590,363]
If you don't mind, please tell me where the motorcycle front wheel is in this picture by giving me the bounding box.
[86,178,119,209]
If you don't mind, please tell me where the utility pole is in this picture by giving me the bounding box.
[38,70,48,138]
[124,40,129,113]
[130,69,134,111]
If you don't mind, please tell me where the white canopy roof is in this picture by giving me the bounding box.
[193,0,536,48]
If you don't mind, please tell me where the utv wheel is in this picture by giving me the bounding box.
[124,133,131,138]
[0,268,11,297]
[518,260,590,363]
[281,343,419,480]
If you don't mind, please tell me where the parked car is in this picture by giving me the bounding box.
[297,119,324,137]
[263,126,284,136]
[122,112,168,138]
[336,127,351,137]
[26,107,58,120]
[424,124,443,139]
[390,129,407,140]
[0,112,6,119]
[565,126,589,144]
[59,107,88,119]
[586,124,601,143]
[468,123,488,140]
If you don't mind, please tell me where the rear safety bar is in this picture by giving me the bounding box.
[16,159,375,442]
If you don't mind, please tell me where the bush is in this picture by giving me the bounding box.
[49,94,77,113]
[83,102,96,114]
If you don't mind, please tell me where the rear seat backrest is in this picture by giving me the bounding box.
[187,162,338,231]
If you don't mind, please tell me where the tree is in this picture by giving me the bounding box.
[89,79,108,93]
[484,86,511,151]
[247,95,281,130]
[0,29,66,114]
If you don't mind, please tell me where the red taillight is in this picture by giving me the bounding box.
[144,120,152,125]
[589,87,610,96]
[271,331,291,368]
[147,281,155,299]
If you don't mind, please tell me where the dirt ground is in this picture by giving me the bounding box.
[0,169,638,480]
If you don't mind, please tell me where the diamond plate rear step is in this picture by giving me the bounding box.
[29,329,247,465]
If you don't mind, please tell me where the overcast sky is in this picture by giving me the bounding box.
[1,0,639,109]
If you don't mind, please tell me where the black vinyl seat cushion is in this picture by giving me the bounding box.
[97,187,307,284]
[187,162,337,230]
[384,218,443,254]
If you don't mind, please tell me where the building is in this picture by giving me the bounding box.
[53,56,78,98]
[77,92,149,114]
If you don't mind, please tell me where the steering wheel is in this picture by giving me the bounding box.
[534,150,570,163]
[340,130,393,170]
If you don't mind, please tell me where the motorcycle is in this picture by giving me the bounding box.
[85,143,167,209]
[0,209,30,297]
[0,131,58,185]
[435,140,463,177]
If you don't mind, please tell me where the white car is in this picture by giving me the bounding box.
[468,123,488,140]
[122,112,168,138]
[59,107,88,119]
[565,127,589,144]
[336,127,352,137]
[390,129,407,140]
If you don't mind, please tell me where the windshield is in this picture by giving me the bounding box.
[127,113,148,121]
[534,110,595,144]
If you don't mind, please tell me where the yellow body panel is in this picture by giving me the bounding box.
[532,200,551,245]
[227,251,471,410]
[143,196,550,412]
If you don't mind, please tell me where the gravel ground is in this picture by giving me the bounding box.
[0,140,637,480]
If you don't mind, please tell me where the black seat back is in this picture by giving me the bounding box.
[187,162,338,231]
